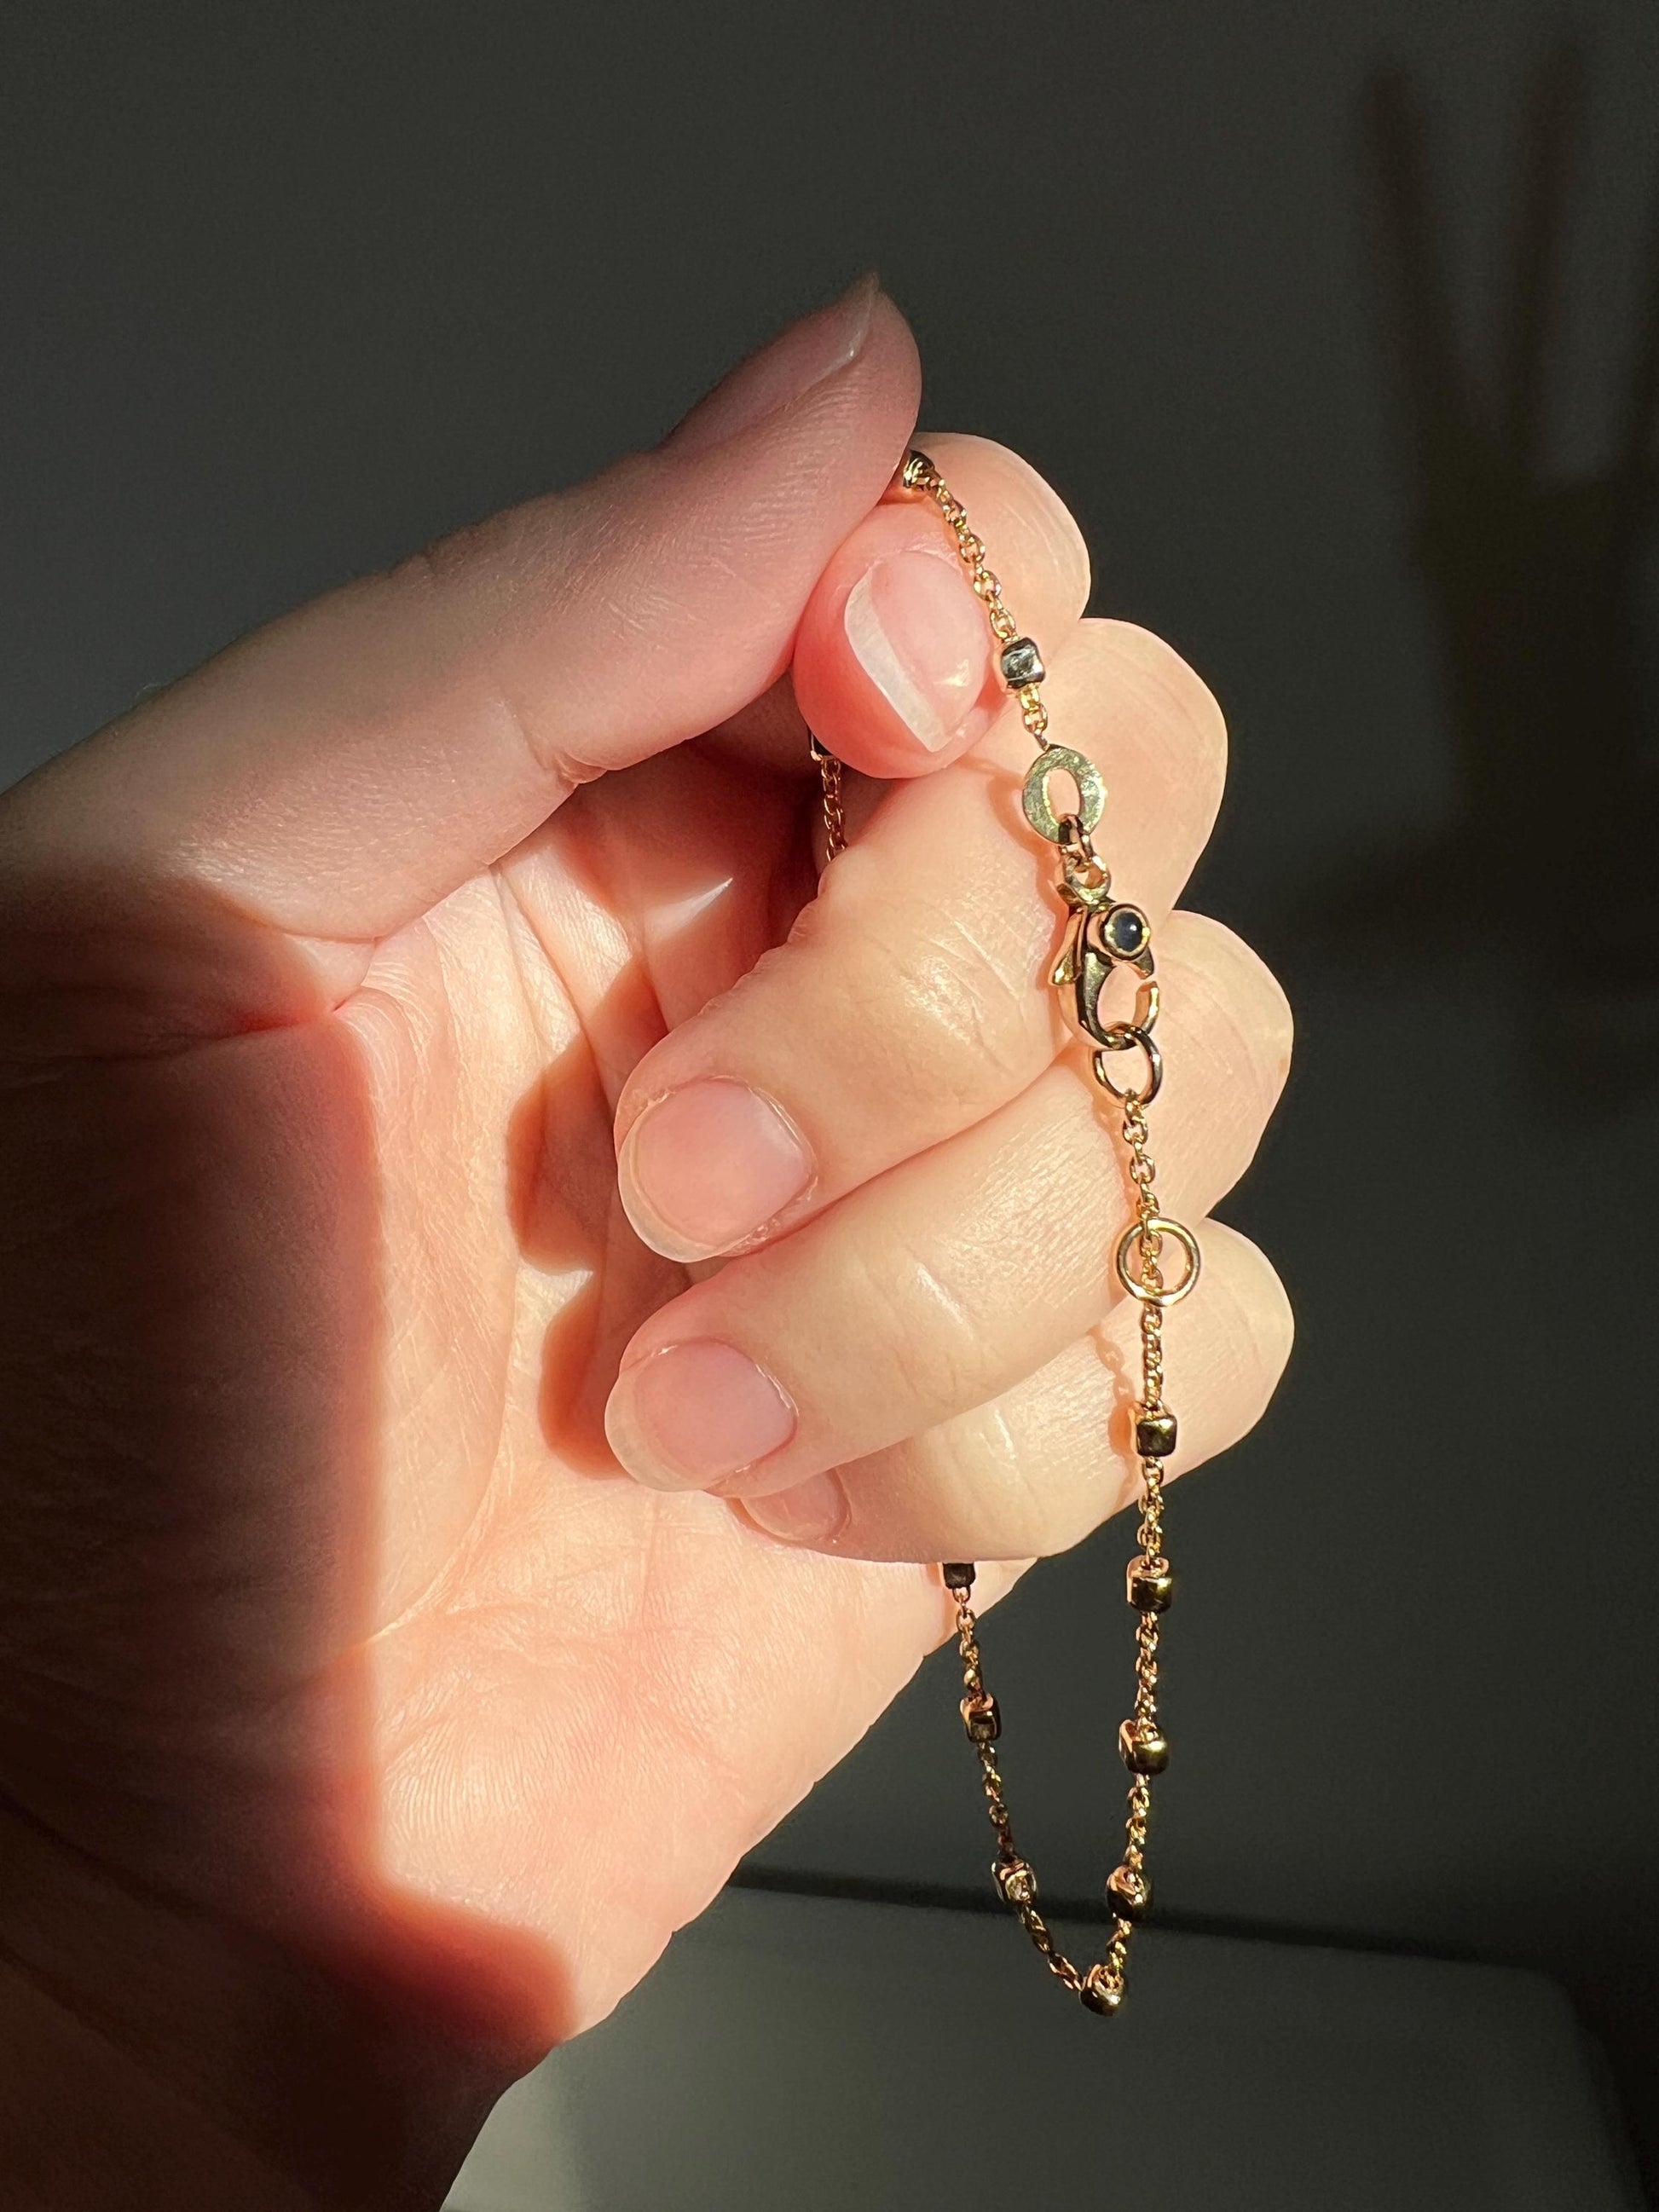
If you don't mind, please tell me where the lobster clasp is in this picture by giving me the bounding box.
[1054,898,1157,1049]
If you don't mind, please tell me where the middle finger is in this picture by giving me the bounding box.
[603,911,1290,1499]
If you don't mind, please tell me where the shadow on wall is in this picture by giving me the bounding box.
[1304,40,1659,1109]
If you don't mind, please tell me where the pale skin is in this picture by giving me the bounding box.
[0,280,1292,2208]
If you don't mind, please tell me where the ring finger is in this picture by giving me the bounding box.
[745,1221,1292,1559]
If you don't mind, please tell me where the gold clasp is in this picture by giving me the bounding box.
[1053,905,1158,1053]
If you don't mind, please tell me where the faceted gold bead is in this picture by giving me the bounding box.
[962,1691,1001,1744]
[993,1856,1038,1907]
[1135,1409,1178,1458]
[1106,1863,1153,1924]
[1119,1718,1170,1775]
[1078,1965,1124,2016]
[1126,1555,1176,1614]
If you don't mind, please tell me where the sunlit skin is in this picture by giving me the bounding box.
[0,286,1291,2207]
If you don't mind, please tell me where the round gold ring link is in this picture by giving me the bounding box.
[816,452,1200,2016]
[1115,1215,1202,1306]
[1092,1023,1164,1106]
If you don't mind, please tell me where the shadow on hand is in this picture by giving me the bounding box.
[0,866,569,2201]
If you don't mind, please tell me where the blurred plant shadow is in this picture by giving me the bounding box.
[1304,40,1659,1110]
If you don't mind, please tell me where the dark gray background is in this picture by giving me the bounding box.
[5,0,1657,2188]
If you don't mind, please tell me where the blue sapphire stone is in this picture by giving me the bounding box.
[1104,904,1147,958]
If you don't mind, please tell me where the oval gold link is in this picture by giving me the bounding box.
[1023,743,1107,843]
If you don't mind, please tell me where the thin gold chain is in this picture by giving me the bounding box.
[809,736,846,861]
[813,449,1201,2017]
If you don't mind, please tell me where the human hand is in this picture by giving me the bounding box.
[0,281,1289,2206]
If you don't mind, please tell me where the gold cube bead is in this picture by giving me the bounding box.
[993,1856,1038,1907]
[1078,1965,1124,2016]
[1135,1409,1178,1458]
[1106,1863,1153,1924]
[962,1691,1001,1744]
[999,636,1045,690]
[1119,1718,1170,1775]
[1126,1555,1176,1613]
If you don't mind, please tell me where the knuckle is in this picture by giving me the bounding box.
[864,1405,1119,1565]
[849,902,1046,1112]
[832,1233,991,1421]
[385,505,610,789]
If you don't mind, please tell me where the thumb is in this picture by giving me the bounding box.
[3,279,918,999]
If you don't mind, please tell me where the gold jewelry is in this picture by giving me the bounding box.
[814,449,1199,2018]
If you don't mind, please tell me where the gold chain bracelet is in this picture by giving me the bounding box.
[813,449,1200,2018]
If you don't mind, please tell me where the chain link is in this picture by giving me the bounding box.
[899,449,1049,741]
[813,451,1201,2017]
[810,735,847,860]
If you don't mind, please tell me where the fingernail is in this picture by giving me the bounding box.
[743,1471,848,1545]
[665,274,881,459]
[618,1081,815,1262]
[843,549,993,752]
[604,1339,797,1491]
